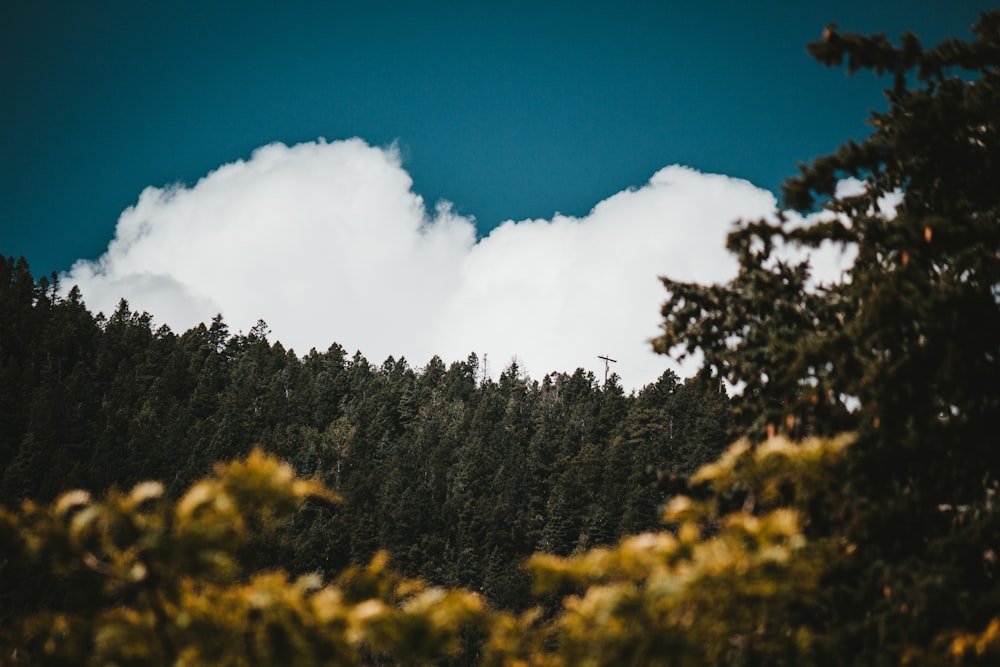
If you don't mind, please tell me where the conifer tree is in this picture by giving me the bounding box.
[509,10,1000,666]
[481,9,1000,666]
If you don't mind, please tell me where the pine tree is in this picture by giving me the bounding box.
[508,10,1000,666]
[481,10,1000,667]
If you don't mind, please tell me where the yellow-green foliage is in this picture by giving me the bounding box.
[4,436,994,666]
[0,449,487,666]
[934,619,1000,665]
[482,436,851,667]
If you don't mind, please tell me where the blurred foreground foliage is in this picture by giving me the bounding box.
[486,435,855,667]
[0,450,487,666]
[0,437,871,666]
[11,429,987,666]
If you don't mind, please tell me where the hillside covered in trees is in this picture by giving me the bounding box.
[0,258,730,617]
[3,9,1000,666]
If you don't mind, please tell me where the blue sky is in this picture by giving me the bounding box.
[3,0,985,274]
[0,1,990,387]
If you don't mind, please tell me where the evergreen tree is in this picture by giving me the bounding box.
[503,11,1000,666]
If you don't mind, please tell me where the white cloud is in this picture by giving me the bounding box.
[770,177,902,292]
[435,166,775,387]
[65,139,780,391]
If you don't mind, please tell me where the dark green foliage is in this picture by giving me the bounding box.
[654,10,1000,664]
[0,255,731,623]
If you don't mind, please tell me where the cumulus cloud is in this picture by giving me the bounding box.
[66,138,781,391]
[435,166,776,386]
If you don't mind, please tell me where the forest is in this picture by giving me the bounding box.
[0,263,730,616]
[3,10,1000,666]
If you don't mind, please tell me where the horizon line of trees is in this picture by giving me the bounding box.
[1,254,731,621]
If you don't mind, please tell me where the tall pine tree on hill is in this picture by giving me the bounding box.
[492,10,1000,666]
[646,9,1000,664]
